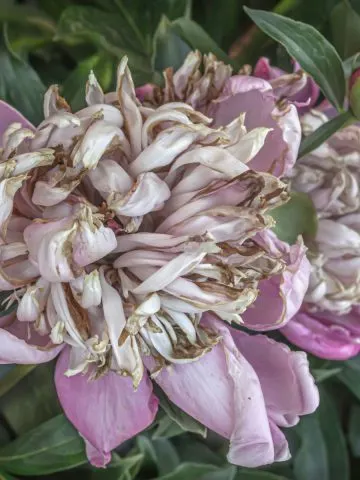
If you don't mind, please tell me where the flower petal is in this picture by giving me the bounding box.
[55,347,158,464]
[0,101,33,145]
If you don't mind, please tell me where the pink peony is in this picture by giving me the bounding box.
[0,56,317,467]
[282,110,360,359]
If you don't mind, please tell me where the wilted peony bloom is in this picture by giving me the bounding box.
[253,57,320,114]
[0,55,317,467]
[282,110,360,359]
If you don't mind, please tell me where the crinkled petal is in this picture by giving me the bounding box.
[0,101,33,144]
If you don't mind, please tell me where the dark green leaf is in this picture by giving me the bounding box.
[152,15,191,72]
[292,385,349,480]
[193,0,245,50]
[338,356,360,400]
[299,110,356,158]
[244,7,346,110]
[155,387,207,437]
[171,17,237,68]
[0,415,87,475]
[313,367,343,383]
[0,364,35,397]
[0,6,55,33]
[0,27,45,125]
[293,416,328,480]
[153,439,180,475]
[330,0,360,59]
[0,362,61,435]
[317,386,350,480]
[56,6,155,85]
[235,471,288,480]
[89,452,144,480]
[0,470,16,480]
[156,463,220,480]
[270,191,318,244]
[152,413,185,439]
[348,404,360,457]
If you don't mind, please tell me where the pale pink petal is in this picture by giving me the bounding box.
[242,234,310,330]
[83,438,111,468]
[230,328,319,424]
[0,320,62,364]
[72,223,116,267]
[150,314,276,467]
[0,101,33,144]
[55,348,158,464]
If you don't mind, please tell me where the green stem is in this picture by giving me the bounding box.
[299,110,356,158]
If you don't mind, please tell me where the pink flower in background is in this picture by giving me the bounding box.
[282,110,360,359]
[254,57,320,114]
[0,55,317,467]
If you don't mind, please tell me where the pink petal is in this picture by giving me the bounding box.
[55,348,158,464]
[242,234,310,330]
[281,312,360,360]
[0,101,33,145]
[0,321,62,364]
[230,328,319,424]
[150,314,276,467]
[83,438,111,468]
[210,75,301,177]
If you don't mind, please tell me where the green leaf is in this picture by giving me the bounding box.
[0,364,35,397]
[330,0,360,59]
[0,6,55,33]
[156,463,220,480]
[317,386,350,480]
[0,415,87,475]
[152,412,185,439]
[0,362,61,435]
[244,7,346,110]
[299,110,356,157]
[348,404,360,457]
[192,0,245,51]
[155,387,207,437]
[56,6,155,85]
[153,439,180,475]
[292,386,349,480]
[338,356,360,400]
[343,52,360,78]
[270,191,318,244]
[312,367,343,383]
[0,470,16,480]
[235,471,288,480]
[152,15,192,72]
[89,452,144,480]
[0,26,45,125]
[171,17,237,68]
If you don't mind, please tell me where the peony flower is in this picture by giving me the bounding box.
[253,57,320,114]
[142,51,302,177]
[0,57,317,467]
[282,110,360,359]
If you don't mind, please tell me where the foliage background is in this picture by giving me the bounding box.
[0,0,360,479]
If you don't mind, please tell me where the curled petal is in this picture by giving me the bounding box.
[281,311,360,360]
[0,101,33,144]
[72,222,116,267]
